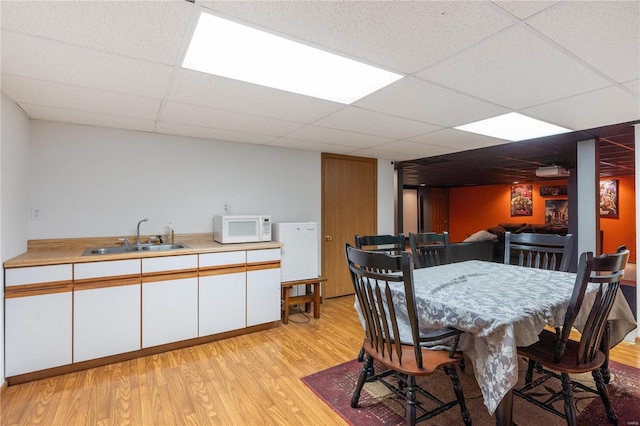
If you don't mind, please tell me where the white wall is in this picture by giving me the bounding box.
[1,94,31,383]
[28,121,325,239]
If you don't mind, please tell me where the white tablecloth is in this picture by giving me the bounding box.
[395,260,637,414]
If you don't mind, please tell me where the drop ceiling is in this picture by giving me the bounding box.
[1,1,638,179]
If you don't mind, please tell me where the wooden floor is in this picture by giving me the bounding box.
[1,295,638,425]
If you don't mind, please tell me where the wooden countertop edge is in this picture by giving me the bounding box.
[4,233,283,268]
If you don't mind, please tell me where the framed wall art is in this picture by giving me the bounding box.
[545,199,568,226]
[510,185,533,216]
[599,179,619,218]
[539,185,568,197]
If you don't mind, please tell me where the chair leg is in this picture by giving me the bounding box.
[525,358,536,384]
[444,365,471,426]
[351,355,372,408]
[357,346,365,361]
[405,375,417,426]
[592,368,618,425]
[561,373,576,426]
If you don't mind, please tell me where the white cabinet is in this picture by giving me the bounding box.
[142,255,198,348]
[73,259,141,362]
[5,264,73,376]
[199,272,246,335]
[247,249,282,326]
[199,251,247,335]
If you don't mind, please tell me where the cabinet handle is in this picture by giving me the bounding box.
[325,235,333,241]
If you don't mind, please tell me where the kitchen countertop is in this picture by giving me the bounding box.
[4,233,283,268]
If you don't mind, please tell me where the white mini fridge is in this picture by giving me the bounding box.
[272,222,318,296]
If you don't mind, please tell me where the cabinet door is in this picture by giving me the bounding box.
[74,284,141,362]
[246,267,281,326]
[199,272,246,335]
[142,277,198,348]
[6,292,73,376]
[5,264,73,376]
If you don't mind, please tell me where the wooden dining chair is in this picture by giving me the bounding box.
[355,233,405,254]
[514,247,630,426]
[354,233,405,362]
[504,231,574,272]
[409,232,451,269]
[345,244,471,426]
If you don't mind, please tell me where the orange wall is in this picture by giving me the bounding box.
[448,176,635,262]
[600,175,635,260]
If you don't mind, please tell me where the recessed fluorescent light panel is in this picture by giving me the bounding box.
[454,112,572,142]
[182,13,403,104]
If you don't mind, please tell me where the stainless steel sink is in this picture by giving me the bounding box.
[139,243,189,252]
[82,242,189,256]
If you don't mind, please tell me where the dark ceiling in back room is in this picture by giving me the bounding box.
[398,121,637,188]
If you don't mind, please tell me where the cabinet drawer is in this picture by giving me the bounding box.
[247,248,281,263]
[5,264,72,286]
[142,254,198,274]
[74,259,140,280]
[199,251,246,268]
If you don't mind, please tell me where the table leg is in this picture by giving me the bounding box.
[494,390,513,426]
[304,284,312,312]
[283,286,290,324]
[313,281,320,319]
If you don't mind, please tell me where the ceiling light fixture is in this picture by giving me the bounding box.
[182,12,403,104]
[454,112,572,142]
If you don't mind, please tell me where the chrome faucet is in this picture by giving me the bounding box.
[136,218,149,249]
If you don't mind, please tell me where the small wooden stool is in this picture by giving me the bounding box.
[281,276,326,324]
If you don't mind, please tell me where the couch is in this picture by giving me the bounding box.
[454,222,570,264]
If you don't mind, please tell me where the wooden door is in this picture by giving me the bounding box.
[431,188,449,233]
[322,154,377,298]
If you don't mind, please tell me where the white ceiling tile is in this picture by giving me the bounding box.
[491,1,560,20]
[201,1,514,73]
[168,69,344,122]
[370,140,458,158]
[522,86,640,130]
[2,75,161,120]
[22,104,156,133]
[313,106,441,139]
[268,137,358,155]
[408,128,512,151]
[351,148,416,162]
[284,125,393,148]
[355,77,508,127]
[623,79,639,95]
[1,31,173,98]
[155,122,276,145]
[1,1,194,65]
[417,26,611,110]
[160,101,302,137]
[526,1,640,83]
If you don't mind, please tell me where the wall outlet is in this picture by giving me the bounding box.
[31,207,43,221]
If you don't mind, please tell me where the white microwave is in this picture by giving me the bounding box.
[213,215,271,244]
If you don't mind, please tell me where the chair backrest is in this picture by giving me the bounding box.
[409,232,451,269]
[345,244,423,368]
[504,231,574,272]
[355,234,405,255]
[555,246,629,364]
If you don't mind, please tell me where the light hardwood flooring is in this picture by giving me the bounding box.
[1,295,638,426]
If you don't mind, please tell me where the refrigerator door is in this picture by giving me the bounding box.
[272,222,318,282]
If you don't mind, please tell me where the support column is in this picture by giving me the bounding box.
[576,138,600,257]
[394,165,403,235]
[635,124,640,342]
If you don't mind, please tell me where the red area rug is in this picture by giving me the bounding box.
[301,358,640,425]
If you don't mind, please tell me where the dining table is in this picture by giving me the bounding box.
[398,260,637,425]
